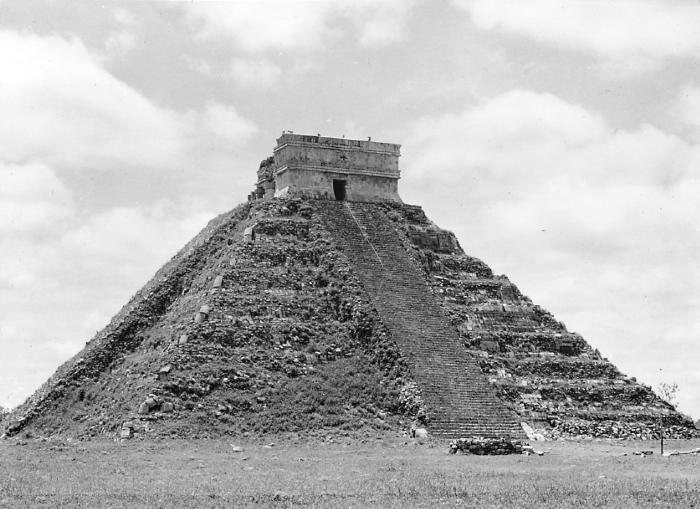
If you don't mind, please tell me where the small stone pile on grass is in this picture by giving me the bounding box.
[449,437,524,455]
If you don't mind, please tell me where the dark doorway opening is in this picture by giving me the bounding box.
[333,179,347,201]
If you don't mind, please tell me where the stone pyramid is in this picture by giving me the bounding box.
[4,134,695,441]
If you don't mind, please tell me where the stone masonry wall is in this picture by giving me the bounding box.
[271,134,402,203]
[275,169,401,203]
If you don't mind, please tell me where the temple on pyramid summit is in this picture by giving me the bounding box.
[251,133,402,203]
[3,134,696,441]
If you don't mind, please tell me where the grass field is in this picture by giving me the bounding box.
[1,435,699,508]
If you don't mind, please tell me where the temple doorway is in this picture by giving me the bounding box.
[333,179,347,201]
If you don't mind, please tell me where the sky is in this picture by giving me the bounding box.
[0,0,698,419]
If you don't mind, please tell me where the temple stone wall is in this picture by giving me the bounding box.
[251,133,402,203]
[274,134,400,177]
[275,168,401,202]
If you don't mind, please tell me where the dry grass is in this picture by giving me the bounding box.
[1,436,699,508]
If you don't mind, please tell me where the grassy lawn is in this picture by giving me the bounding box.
[1,436,699,508]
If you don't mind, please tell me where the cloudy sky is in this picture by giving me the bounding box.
[1,0,698,418]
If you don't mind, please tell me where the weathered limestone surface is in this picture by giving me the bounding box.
[253,134,402,203]
[319,201,524,439]
[3,200,416,439]
[376,202,696,439]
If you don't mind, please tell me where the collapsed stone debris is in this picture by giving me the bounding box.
[663,447,700,457]
[449,437,526,455]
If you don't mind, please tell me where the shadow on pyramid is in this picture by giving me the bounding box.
[3,134,695,441]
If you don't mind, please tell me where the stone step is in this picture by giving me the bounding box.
[319,201,524,439]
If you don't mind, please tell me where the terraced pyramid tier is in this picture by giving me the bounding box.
[3,198,695,441]
[3,201,419,439]
[373,201,696,440]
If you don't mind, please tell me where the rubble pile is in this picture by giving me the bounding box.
[449,437,525,455]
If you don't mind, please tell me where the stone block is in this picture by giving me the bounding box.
[480,340,500,353]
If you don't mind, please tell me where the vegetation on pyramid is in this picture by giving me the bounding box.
[5,200,421,439]
[4,133,695,441]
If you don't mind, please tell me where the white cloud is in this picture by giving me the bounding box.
[178,0,335,52]
[453,0,700,70]
[679,85,700,131]
[230,58,282,87]
[0,162,73,236]
[188,101,259,145]
[54,203,214,278]
[186,56,215,77]
[0,29,257,409]
[339,0,417,46]
[403,90,700,417]
[0,200,215,409]
[0,30,183,169]
[173,0,416,51]
[0,30,256,171]
[406,90,693,190]
[104,6,139,56]
[105,30,137,55]
[114,7,137,27]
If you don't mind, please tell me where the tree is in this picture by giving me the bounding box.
[655,382,679,409]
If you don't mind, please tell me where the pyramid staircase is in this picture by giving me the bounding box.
[319,201,524,439]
